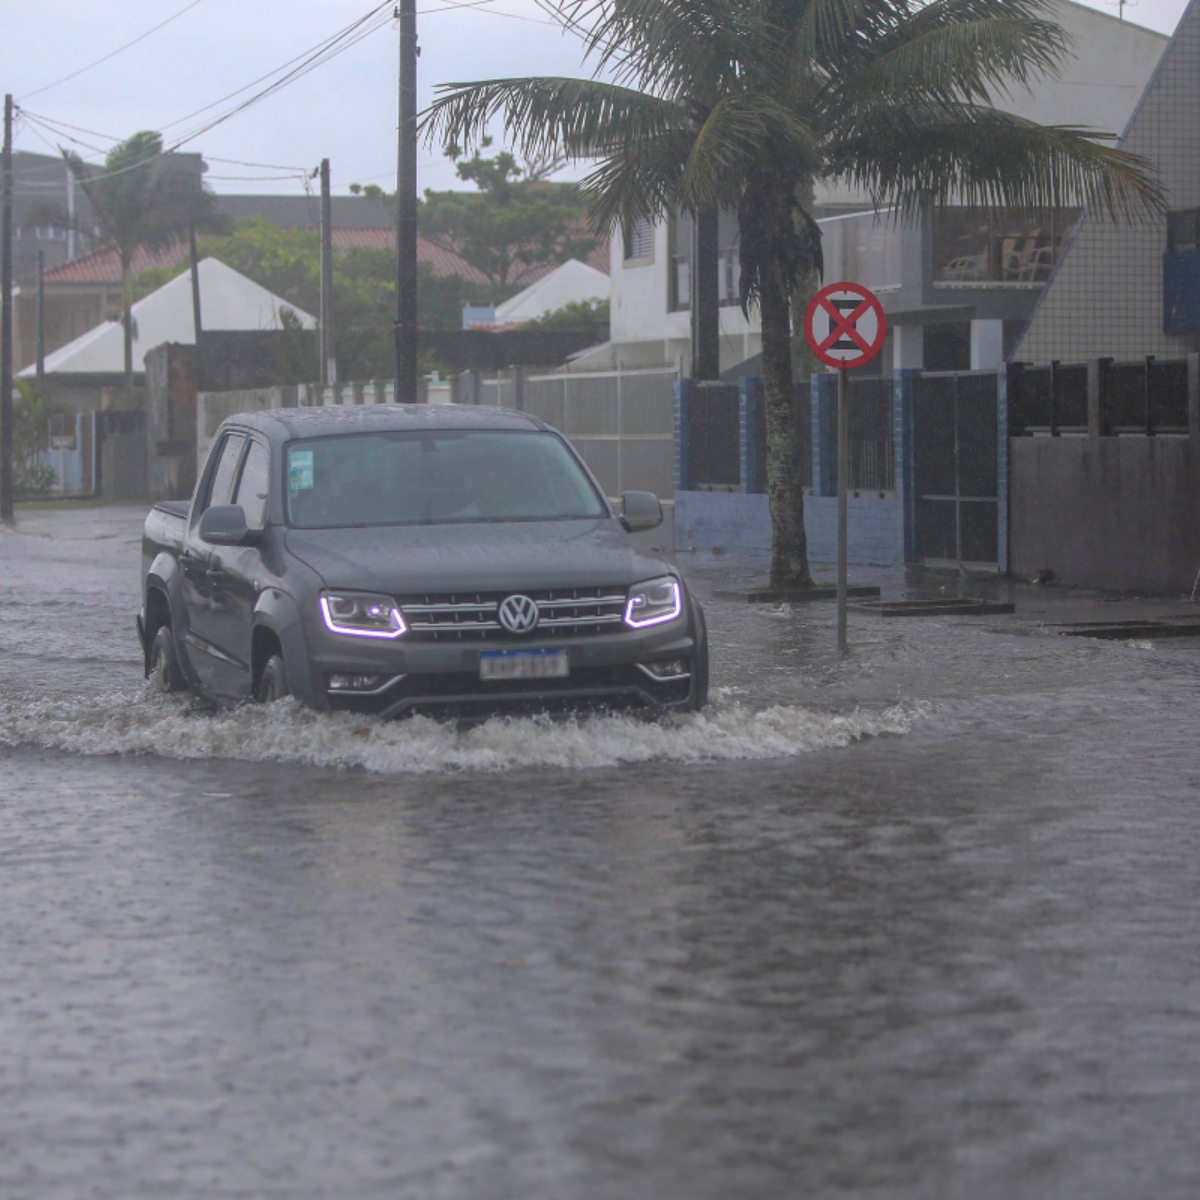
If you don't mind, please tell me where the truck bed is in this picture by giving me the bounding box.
[144,500,189,558]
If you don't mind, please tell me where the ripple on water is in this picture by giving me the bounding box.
[0,688,924,775]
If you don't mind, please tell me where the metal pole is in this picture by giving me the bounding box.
[394,0,418,402]
[36,249,45,389]
[1,94,14,523]
[188,225,203,344]
[837,365,849,652]
[319,158,336,386]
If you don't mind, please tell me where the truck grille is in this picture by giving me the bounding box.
[397,586,628,641]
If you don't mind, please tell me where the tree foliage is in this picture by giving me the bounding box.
[520,297,610,332]
[422,0,1163,587]
[355,141,598,291]
[420,141,598,290]
[62,132,227,391]
[133,218,484,381]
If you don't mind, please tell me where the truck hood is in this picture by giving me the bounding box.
[284,518,671,594]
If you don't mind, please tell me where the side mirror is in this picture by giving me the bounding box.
[620,490,662,532]
[198,504,263,547]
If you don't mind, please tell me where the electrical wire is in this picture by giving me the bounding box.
[18,0,207,101]
[16,0,560,191]
[16,3,393,186]
[165,7,396,148]
[158,2,392,133]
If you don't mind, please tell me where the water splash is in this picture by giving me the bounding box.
[0,688,924,775]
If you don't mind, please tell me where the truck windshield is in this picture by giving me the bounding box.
[285,430,607,529]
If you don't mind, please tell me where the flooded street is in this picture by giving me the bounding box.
[2,506,1200,1198]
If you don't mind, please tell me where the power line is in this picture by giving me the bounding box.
[18,1,207,101]
[16,4,394,187]
[159,3,393,134]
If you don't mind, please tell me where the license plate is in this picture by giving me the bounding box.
[479,649,569,680]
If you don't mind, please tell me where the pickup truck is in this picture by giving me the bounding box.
[138,404,708,719]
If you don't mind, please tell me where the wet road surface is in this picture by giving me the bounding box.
[2,506,1199,1199]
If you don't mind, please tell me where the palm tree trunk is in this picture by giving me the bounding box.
[121,252,133,399]
[761,273,813,589]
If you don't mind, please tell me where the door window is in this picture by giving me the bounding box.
[205,434,246,511]
[234,440,271,529]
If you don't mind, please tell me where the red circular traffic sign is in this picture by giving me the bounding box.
[804,281,887,370]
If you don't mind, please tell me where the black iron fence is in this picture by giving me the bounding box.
[1010,358,1191,435]
[846,376,895,493]
[1105,358,1188,434]
[686,382,741,489]
[750,383,813,493]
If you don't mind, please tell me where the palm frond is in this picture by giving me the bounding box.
[680,94,820,208]
[833,105,1163,221]
[421,77,682,163]
[822,15,1067,118]
[554,0,749,99]
[577,129,696,234]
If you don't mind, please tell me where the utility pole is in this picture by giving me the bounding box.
[319,158,336,386]
[1,94,14,523]
[188,226,203,345]
[36,249,45,389]
[691,204,720,380]
[394,0,418,402]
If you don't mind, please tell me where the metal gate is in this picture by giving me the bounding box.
[913,371,999,565]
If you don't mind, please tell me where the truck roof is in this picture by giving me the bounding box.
[224,404,548,441]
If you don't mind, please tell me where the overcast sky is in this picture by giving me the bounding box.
[4,0,1191,198]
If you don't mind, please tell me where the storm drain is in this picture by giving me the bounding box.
[853,599,1016,617]
[1052,619,1200,640]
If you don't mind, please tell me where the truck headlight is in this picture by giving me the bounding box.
[319,592,407,639]
[624,577,682,628]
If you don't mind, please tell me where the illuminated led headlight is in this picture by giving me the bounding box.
[624,576,682,628]
[320,592,407,639]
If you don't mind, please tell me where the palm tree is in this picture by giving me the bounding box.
[422,0,1161,588]
[63,131,225,396]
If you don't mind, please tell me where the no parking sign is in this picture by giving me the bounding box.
[804,282,886,370]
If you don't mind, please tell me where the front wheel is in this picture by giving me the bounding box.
[256,654,291,703]
[687,599,709,711]
[150,625,187,694]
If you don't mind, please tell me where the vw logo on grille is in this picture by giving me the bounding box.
[498,594,540,634]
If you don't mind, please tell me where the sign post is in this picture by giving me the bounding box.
[803,281,887,652]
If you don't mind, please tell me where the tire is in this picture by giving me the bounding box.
[256,654,291,703]
[150,625,187,694]
[688,599,710,711]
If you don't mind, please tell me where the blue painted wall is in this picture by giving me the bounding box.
[674,490,904,565]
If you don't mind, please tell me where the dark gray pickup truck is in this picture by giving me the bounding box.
[139,404,708,719]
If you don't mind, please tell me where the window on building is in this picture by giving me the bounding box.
[668,207,742,311]
[1163,209,1200,334]
[932,208,1079,283]
[1167,209,1200,251]
[623,216,655,261]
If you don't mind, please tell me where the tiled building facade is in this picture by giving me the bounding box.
[1016,0,1200,362]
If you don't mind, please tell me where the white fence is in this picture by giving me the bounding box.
[478,367,679,499]
[196,367,680,500]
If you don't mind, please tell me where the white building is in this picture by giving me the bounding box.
[603,0,1168,377]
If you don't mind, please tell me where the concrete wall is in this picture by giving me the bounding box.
[1010,436,1200,592]
[674,490,904,566]
[101,433,148,503]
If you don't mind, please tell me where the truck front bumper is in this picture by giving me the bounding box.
[300,619,702,719]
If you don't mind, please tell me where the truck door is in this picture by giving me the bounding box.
[211,437,273,699]
[182,432,247,695]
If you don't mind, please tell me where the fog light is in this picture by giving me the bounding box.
[637,659,689,681]
[328,673,387,692]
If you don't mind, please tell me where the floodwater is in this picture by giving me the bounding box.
[2,506,1199,1199]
